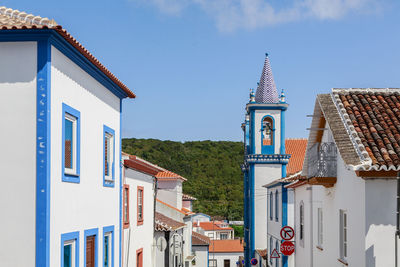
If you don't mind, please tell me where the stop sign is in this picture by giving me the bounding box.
[280,241,295,256]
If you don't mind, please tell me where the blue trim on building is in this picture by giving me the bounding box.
[281,163,287,178]
[280,110,286,154]
[84,228,99,267]
[207,246,209,267]
[62,103,81,183]
[250,110,255,154]
[103,225,115,267]
[247,105,288,111]
[282,184,288,267]
[260,115,275,154]
[61,231,80,267]
[250,165,255,260]
[103,125,116,187]
[119,99,123,267]
[0,30,129,99]
[36,39,51,267]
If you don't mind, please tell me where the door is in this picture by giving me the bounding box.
[137,249,143,267]
[224,259,230,267]
[86,235,96,267]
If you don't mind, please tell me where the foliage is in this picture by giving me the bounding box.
[122,138,244,220]
[231,225,244,238]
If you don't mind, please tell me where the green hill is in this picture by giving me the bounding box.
[122,138,244,220]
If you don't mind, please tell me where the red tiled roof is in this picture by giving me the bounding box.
[155,212,186,232]
[256,249,267,259]
[333,88,400,170]
[192,231,210,246]
[197,221,233,231]
[285,139,308,176]
[0,6,135,98]
[209,239,244,253]
[123,155,164,176]
[156,198,190,215]
[156,170,187,181]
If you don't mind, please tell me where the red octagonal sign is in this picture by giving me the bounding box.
[280,241,295,256]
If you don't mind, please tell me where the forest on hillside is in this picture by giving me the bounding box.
[122,138,244,220]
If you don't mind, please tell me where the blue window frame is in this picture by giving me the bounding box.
[61,231,79,267]
[275,190,279,221]
[103,226,115,267]
[103,125,115,187]
[62,103,80,183]
[269,192,273,220]
[84,228,98,267]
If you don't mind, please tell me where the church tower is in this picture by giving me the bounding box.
[242,54,289,265]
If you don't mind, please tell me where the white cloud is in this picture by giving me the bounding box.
[134,0,380,31]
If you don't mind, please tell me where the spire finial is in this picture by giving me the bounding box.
[249,88,255,103]
[255,53,279,103]
[280,89,286,103]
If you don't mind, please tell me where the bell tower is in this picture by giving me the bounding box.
[242,54,289,265]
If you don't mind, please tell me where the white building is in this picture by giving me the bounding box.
[0,6,135,267]
[192,231,211,267]
[192,213,212,224]
[193,221,235,240]
[290,89,400,267]
[209,239,244,267]
[122,154,161,267]
[263,139,307,267]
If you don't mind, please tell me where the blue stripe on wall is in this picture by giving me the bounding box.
[119,99,123,267]
[36,39,51,267]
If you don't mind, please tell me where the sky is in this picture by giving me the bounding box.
[5,0,400,141]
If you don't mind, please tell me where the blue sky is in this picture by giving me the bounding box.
[5,0,400,141]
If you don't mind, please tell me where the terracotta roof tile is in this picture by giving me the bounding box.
[156,170,187,181]
[285,139,307,176]
[155,212,185,231]
[192,231,210,246]
[209,239,244,253]
[332,88,400,171]
[0,6,135,98]
[197,221,233,231]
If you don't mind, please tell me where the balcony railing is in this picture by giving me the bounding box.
[307,142,337,178]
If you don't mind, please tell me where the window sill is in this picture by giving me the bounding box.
[137,220,143,226]
[337,258,348,266]
[62,173,80,183]
[316,246,323,251]
[123,223,130,229]
[103,179,115,188]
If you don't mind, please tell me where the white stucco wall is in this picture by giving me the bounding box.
[123,168,155,267]
[254,164,282,250]
[49,46,121,266]
[193,246,208,267]
[158,180,183,210]
[193,214,211,223]
[0,41,37,267]
[209,252,243,267]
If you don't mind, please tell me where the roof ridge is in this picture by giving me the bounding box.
[0,6,57,27]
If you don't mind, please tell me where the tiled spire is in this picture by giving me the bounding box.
[255,53,279,103]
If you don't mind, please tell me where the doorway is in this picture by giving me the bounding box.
[86,235,95,267]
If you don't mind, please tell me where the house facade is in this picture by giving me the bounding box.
[0,6,135,267]
[290,89,400,267]
[193,221,235,240]
[241,54,288,266]
[209,239,244,267]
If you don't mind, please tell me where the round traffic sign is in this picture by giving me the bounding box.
[280,226,295,241]
[280,241,295,256]
[250,258,258,265]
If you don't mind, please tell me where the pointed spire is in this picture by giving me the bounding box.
[255,53,279,103]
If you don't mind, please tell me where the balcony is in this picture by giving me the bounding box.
[307,142,337,188]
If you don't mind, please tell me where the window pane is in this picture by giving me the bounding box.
[105,136,110,176]
[104,235,109,267]
[64,244,72,267]
[65,118,74,169]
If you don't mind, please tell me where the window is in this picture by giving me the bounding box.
[62,103,80,183]
[61,232,79,267]
[275,190,279,221]
[137,186,144,225]
[340,210,347,261]
[300,201,304,246]
[123,185,130,228]
[224,259,230,267]
[103,226,114,267]
[209,259,217,267]
[136,248,143,267]
[317,208,323,248]
[220,233,228,240]
[270,192,273,220]
[84,228,98,267]
[208,233,214,239]
[103,125,115,187]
